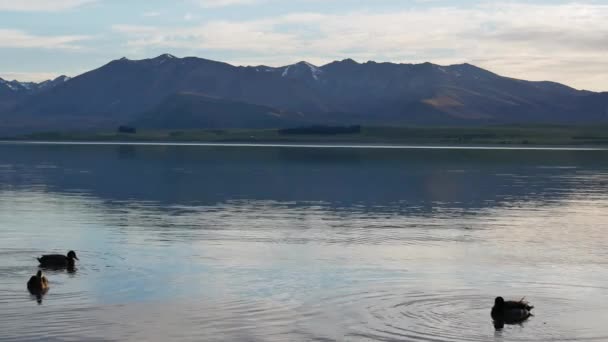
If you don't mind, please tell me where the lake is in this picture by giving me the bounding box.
[1,142,608,341]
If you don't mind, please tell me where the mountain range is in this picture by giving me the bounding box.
[1,54,607,135]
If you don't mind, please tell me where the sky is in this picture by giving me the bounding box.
[0,0,607,91]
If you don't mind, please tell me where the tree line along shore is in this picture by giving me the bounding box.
[6,125,608,146]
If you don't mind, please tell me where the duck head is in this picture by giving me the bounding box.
[494,296,504,308]
[67,251,79,260]
[36,270,43,279]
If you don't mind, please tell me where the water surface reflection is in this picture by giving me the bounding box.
[1,143,608,341]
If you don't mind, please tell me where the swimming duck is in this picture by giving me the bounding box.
[491,296,533,328]
[37,250,79,268]
[27,270,49,294]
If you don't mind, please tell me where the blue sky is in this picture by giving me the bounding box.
[0,0,607,91]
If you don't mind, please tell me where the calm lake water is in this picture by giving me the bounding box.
[1,142,608,341]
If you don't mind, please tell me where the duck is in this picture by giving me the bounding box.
[37,250,79,268]
[27,270,49,294]
[491,296,534,328]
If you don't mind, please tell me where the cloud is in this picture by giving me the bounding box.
[0,29,91,49]
[0,71,64,82]
[142,11,161,17]
[113,22,295,55]
[191,0,263,8]
[0,0,96,11]
[113,2,608,90]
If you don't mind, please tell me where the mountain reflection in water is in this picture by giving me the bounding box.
[1,143,607,341]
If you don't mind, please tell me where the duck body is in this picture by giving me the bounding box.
[27,270,49,294]
[38,250,78,268]
[491,296,533,325]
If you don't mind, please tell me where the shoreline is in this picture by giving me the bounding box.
[2,140,608,151]
[3,125,608,149]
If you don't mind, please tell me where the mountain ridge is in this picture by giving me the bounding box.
[1,54,607,135]
[0,75,70,93]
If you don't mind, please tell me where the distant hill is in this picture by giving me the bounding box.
[1,54,607,135]
[0,75,69,113]
[134,92,308,129]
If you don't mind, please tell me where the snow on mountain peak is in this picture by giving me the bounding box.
[281,61,323,81]
[55,75,71,82]
[0,74,70,93]
[301,62,322,80]
[0,79,21,91]
[155,53,176,61]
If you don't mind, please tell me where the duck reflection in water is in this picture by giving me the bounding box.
[31,293,45,304]
[39,263,77,275]
[491,296,534,330]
